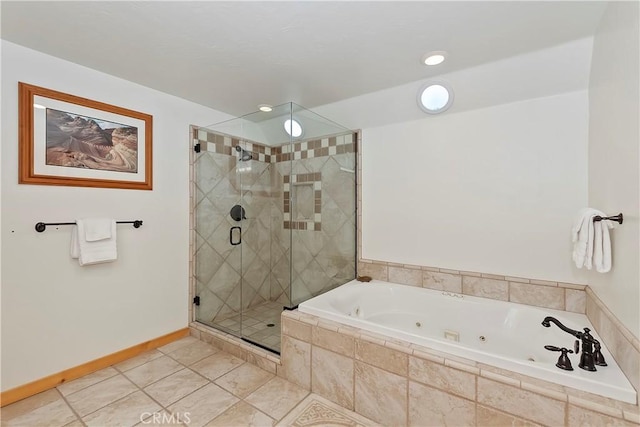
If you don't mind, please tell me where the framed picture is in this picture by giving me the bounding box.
[18,82,153,190]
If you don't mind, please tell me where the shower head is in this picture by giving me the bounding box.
[235,145,253,161]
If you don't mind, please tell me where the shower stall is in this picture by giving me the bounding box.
[191,102,357,353]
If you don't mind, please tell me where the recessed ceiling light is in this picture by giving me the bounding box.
[422,51,447,66]
[258,104,273,112]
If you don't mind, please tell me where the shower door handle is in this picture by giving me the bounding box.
[230,226,241,246]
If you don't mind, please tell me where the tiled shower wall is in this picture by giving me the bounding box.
[283,138,357,306]
[191,127,356,325]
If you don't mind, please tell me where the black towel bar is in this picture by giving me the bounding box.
[593,213,623,225]
[35,220,143,232]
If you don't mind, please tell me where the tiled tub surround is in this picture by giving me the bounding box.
[279,310,640,426]
[357,259,640,397]
[297,279,635,404]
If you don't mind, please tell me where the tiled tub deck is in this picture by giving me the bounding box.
[277,310,639,427]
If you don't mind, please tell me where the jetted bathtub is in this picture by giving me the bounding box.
[298,279,636,404]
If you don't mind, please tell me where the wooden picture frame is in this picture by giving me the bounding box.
[18,82,153,190]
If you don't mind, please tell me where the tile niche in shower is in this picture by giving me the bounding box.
[284,172,322,231]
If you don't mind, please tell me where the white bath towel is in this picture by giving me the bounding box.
[594,218,613,273]
[70,218,117,266]
[571,208,613,272]
[572,208,597,269]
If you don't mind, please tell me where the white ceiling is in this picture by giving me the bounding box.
[1,1,607,116]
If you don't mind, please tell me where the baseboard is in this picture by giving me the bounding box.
[0,327,189,407]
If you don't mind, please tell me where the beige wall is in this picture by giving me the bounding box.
[316,42,593,285]
[588,1,640,339]
[0,41,230,390]
[359,91,589,283]
[316,11,639,339]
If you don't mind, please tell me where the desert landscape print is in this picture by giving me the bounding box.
[45,108,138,173]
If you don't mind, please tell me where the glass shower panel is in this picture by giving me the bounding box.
[286,104,357,306]
[236,137,286,351]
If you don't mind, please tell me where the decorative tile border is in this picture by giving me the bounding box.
[280,310,640,426]
[194,128,355,164]
[284,173,322,231]
[275,135,356,163]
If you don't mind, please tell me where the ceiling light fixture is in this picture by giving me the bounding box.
[284,119,303,138]
[422,51,447,66]
[258,104,273,112]
[417,81,454,114]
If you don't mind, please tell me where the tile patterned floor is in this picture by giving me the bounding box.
[1,337,376,427]
[214,301,284,353]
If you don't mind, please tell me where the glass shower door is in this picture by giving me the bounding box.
[193,133,243,335]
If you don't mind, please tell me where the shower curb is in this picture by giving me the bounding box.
[189,322,281,375]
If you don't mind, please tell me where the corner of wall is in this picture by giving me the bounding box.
[587,1,640,340]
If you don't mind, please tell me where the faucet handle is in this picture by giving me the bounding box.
[594,342,608,366]
[545,345,574,371]
[574,339,580,354]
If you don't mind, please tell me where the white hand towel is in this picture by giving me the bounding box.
[83,218,113,241]
[571,207,591,243]
[585,216,596,270]
[594,219,613,273]
[70,218,117,266]
[572,208,600,269]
